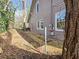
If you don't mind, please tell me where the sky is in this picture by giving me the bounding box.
[11,0,32,17]
[56,9,66,20]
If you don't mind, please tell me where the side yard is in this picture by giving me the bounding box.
[0,29,63,59]
[17,29,63,55]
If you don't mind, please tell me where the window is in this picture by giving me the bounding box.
[36,0,40,14]
[37,20,44,30]
[55,9,66,31]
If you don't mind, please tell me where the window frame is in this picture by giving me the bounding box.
[55,9,65,31]
[36,0,40,14]
[37,20,44,30]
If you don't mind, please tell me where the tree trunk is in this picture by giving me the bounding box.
[62,0,79,59]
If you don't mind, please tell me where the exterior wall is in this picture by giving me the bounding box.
[29,0,65,40]
[51,0,65,40]
[29,0,51,35]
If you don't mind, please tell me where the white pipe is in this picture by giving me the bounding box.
[45,27,47,54]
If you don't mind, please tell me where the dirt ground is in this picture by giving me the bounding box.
[0,29,63,59]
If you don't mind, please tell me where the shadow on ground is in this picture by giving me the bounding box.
[16,29,45,48]
[0,29,62,59]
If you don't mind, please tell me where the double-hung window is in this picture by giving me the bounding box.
[36,0,40,14]
[37,20,44,30]
[55,9,66,31]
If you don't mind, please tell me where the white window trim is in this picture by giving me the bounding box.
[37,20,44,30]
[55,10,65,32]
[36,0,39,14]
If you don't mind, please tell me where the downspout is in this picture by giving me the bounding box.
[51,0,52,24]
[51,0,55,35]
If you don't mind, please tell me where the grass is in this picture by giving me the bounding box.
[48,40,63,49]
[15,30,63,55]
[28,32,63,49]
[26,32,44,47]
[0,29,63,57]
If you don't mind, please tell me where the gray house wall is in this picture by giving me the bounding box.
[29,0,65,40]
[51,0,65,40]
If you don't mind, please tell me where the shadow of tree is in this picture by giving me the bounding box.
[0,43,51,59]
[0,30,62,59]
[0,30,47,59]
[16,29,44,48]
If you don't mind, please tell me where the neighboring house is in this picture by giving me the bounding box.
[28,0,66,40]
